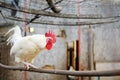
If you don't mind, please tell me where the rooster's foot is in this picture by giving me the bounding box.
[22,61,38,70]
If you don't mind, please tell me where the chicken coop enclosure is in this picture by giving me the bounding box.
[0,0,120,80]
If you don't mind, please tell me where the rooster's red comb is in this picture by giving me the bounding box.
[45,30,56,43]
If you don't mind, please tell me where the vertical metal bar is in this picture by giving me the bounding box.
[87,26,95,80]
[77,0,81,80]
[87,26,92,80]
[23,0,28,80]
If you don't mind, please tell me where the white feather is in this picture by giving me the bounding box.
[5,25,22,45]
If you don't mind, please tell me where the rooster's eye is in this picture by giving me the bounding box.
[48,39,53,43]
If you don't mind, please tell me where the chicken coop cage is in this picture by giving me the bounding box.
[0,0,120,80]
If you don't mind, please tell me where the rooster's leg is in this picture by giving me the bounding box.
[22,61,38,69]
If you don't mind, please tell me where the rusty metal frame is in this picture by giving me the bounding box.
[0,1,119,19]
[0,63,120,76]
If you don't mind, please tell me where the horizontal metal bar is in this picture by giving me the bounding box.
[0,1,119,19]
[5,16,120,26]
[0,63,120,76]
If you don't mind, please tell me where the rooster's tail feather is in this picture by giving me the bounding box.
[5,28,15,36]
[5,25,22,45]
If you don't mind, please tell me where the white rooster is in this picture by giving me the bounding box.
[5,25,56,69]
